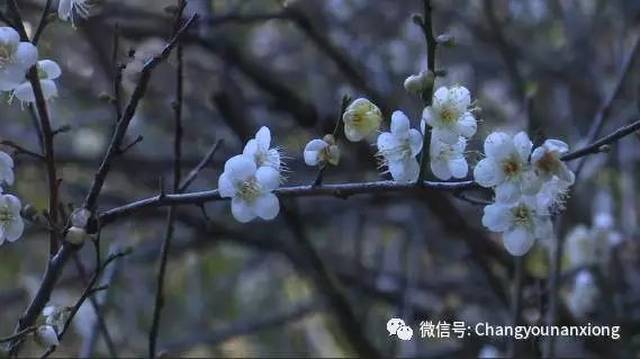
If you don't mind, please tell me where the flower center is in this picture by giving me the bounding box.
[0,205,13,225]
[511,204,532,227]
[501,156,521,178]
[0,43,16,68]
[379,139,412,161]
[236,177,261,203]
[536,151,559,174]
[439,106,458,125]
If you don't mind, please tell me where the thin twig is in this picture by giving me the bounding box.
[0,327,36,344]
[32,0,53,44]
[149,2,187,356]
[0,140,45,160]
[82,13,198,211]
[178,140,223,192]
[7,0,60,257]
[416,0,438,183]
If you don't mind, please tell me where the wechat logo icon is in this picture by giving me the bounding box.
[386,318,413,341]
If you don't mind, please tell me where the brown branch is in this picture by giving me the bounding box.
[149,2,187,356]
[82,13,198,211]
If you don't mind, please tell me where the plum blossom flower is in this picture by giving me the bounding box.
[243,126,282,172]
[474,131,539,203]
[12,60,61,105]
[481,195,553,256]
[531,139,575,184]
[0,151,15,189]
[566,270,599,318]
[376,111,423,183]
[342,98,382,142]
[564,225,596,268]
[218,154,280,223]
[304,134,340,167]
[0,27,38,91]
[58,0,99,25]
[421,86,477,144]
[0,194,24,245]
[429,136,468,180]
[35,325,59,348]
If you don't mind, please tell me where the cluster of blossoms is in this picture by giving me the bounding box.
[477,133,575,256]
[218,127,283,223]
[0,27,61,105]
[218,82,575,261]
[0,151,24,246]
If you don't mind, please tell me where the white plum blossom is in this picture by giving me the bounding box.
[43,306,68,333]
[564,225,596,268]
[218,154,280,223]
[531,139,575,184]
[429,135,468,180]
[12,60,61,105]
[0,151,15,189]
[35,325,59,348]
[0,27,38,91]
[566,270,599,318]
[342,98,383,142]
[0,194,24,245]
[243,126,282,172]
[536,177,570,212]
[482,195,553,256]
[58,0,98,25]
[421,86,477,144]
[376,111,423,183]
[474,131,539,203]
[304,134,340,167]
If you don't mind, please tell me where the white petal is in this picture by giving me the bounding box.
[391,111,410,137]
[482,203,511,232]
[448,157,468,178]
[432,87,449,106]
[473,159,501,187]
[430,158,452,180]
[530,146,545,163]
[4,194,21,212]
[431,128,459,145]
[255,166,280,191]
[455,112,477,138]
[449,86,471,111]
[377,132,403,161]
[520,170,543,195]
[408,129,423,156]
[12,82,35,103]
[15,42,38,69]
[484,132,514,160]
[513,132,533,161]
[389,158,419,183]
[421,107,435,128]
[304,139,327,166]
[39,60,62,79]
[217,172,236,198]
[534,217,554,239]
[495,181,521,203]
[544,139,569,154]
[40,80,58,100]
[0,27,20,46]
[231,198,255,223]
[223,155,256,182]
[557,164,575,184]
[253,193,280,220]
[255,126,271,149]
[5,215,23,242]
[58,0,72,20]
[242,139,258,157]
[503,227,535,256]
[0,152,14,185]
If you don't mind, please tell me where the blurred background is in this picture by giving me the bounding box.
[1,0,640,357]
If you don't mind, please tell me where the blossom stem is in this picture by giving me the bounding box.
[312,95,350,186]
[416,0,438,183]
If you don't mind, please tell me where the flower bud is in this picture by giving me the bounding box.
[35,325,59,348]
[403,74,424,95]
[66,226,89,245]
